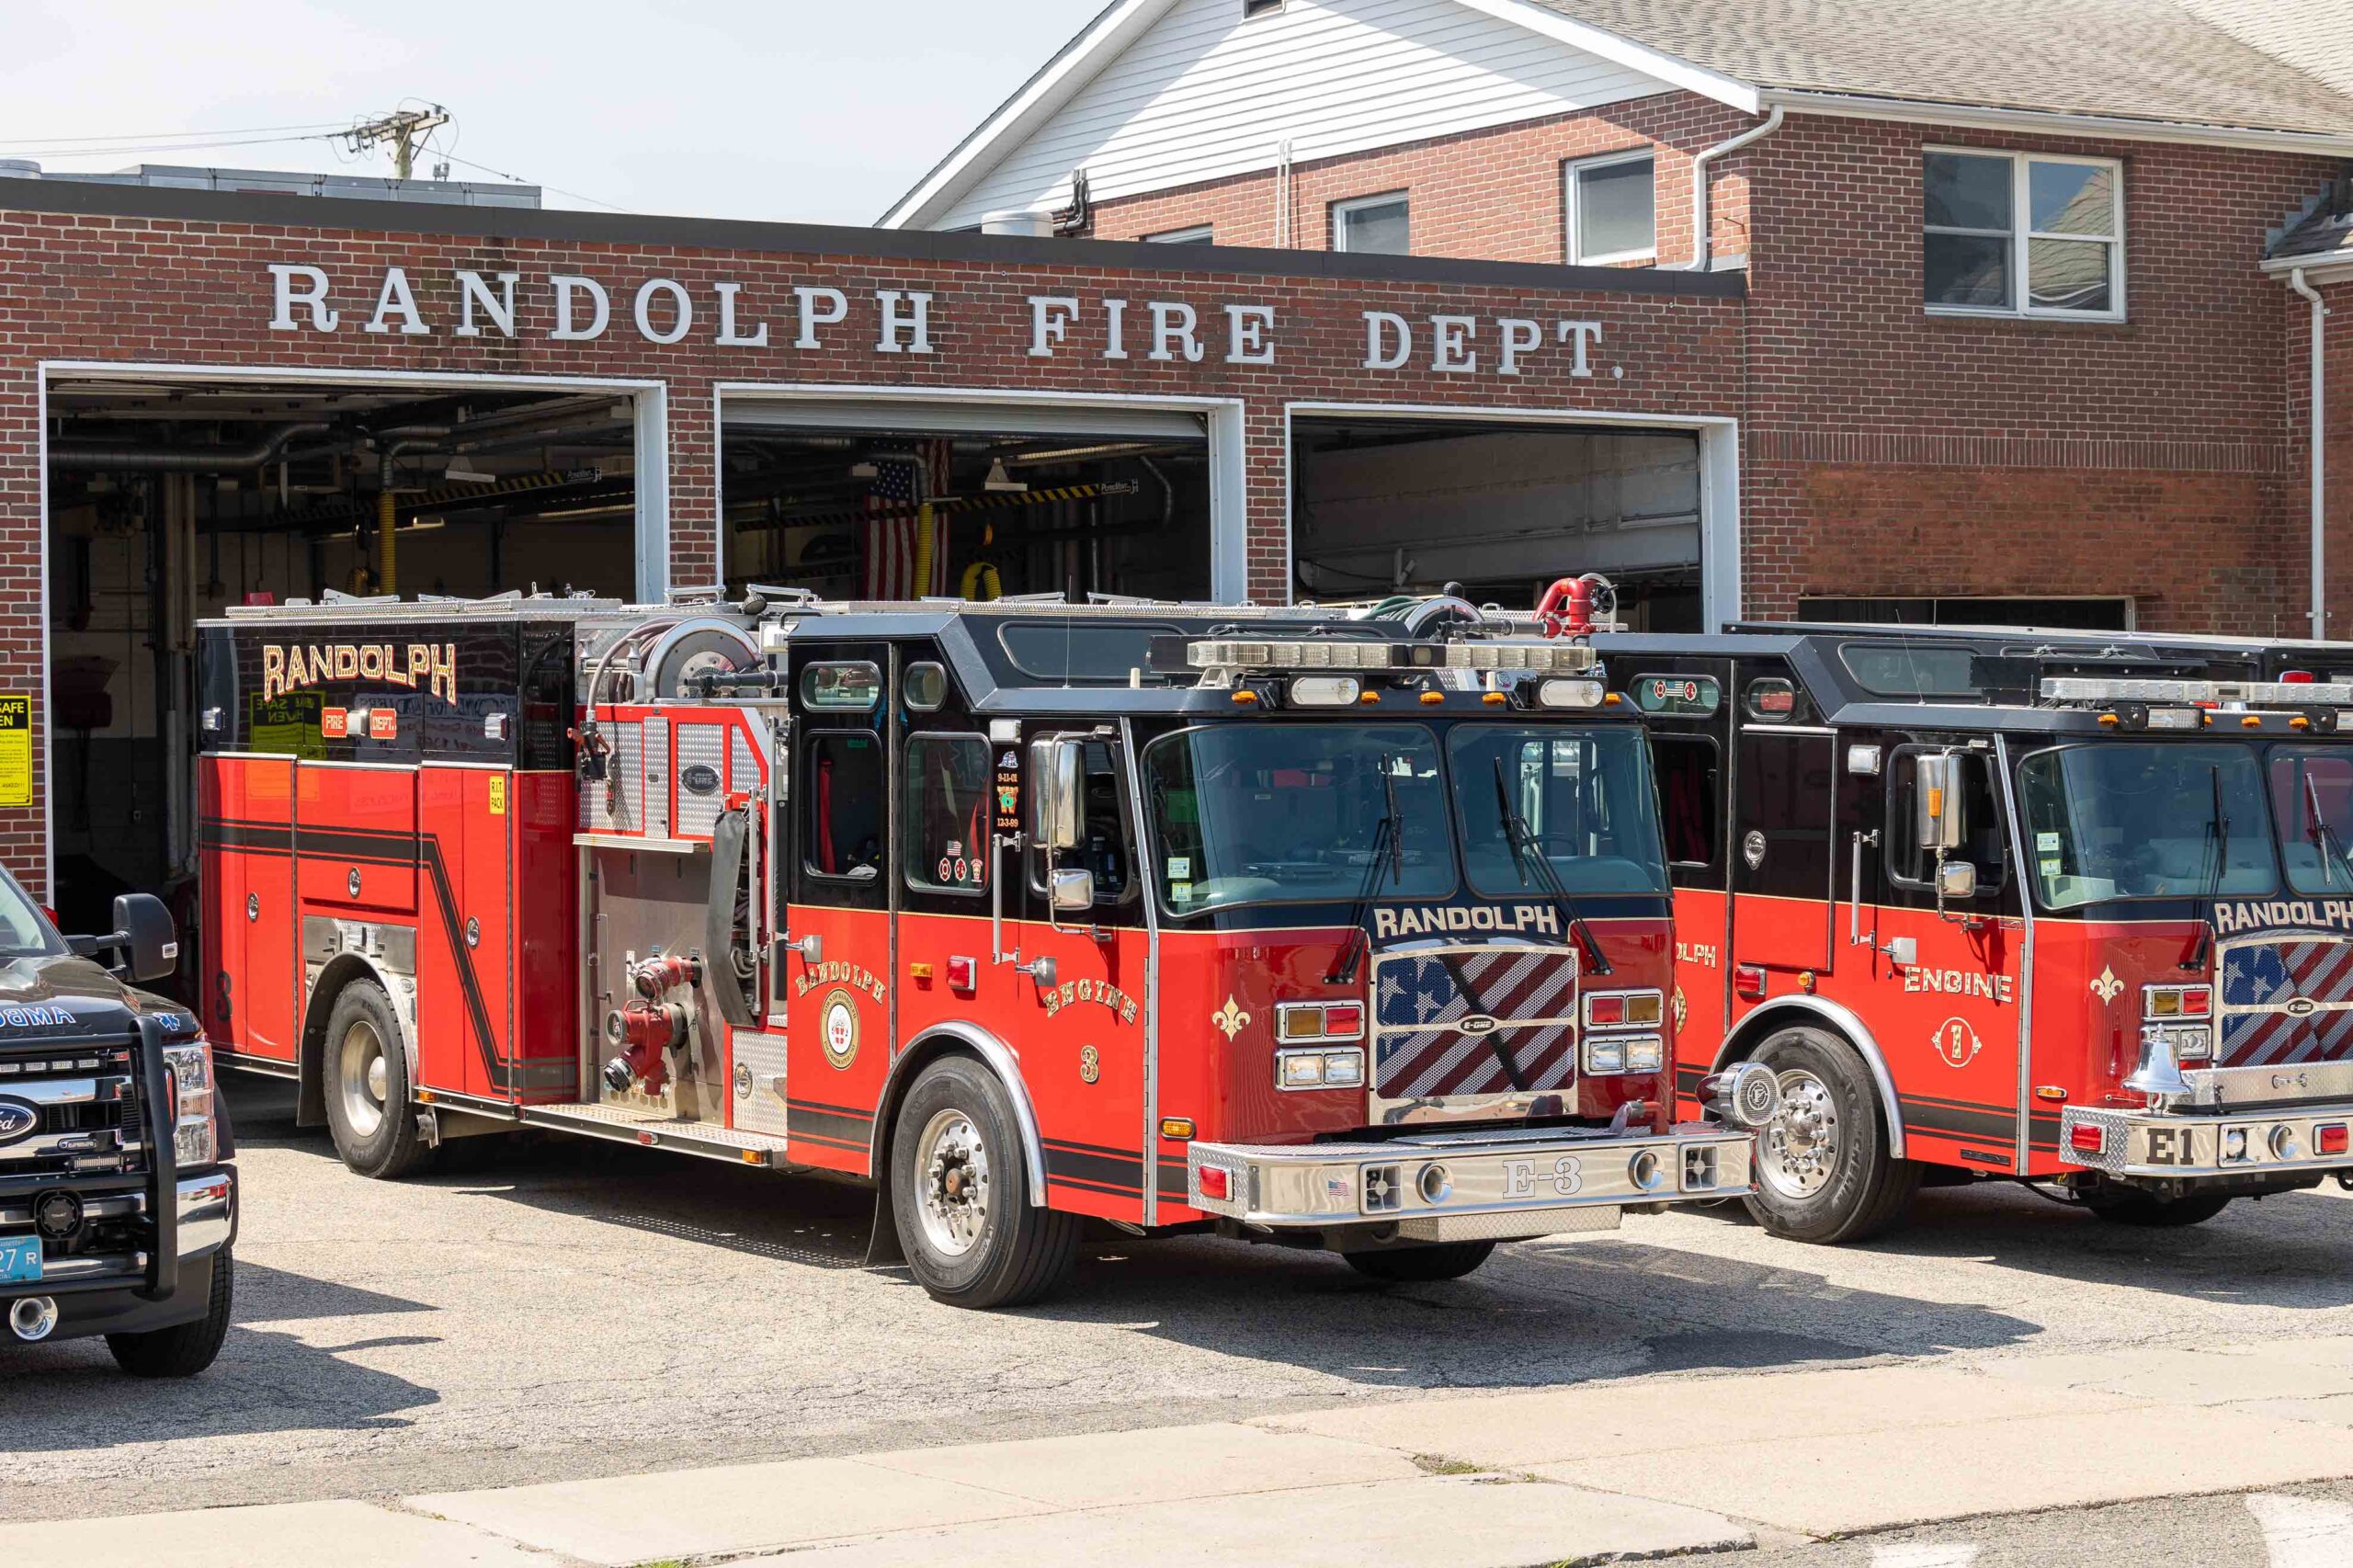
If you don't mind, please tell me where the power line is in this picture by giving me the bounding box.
[0,119,348,149]
[0,131,346,161]
[430,149,628,212]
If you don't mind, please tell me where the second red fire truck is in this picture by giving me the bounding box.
[198,588,1767,1306]
[1597,625,2353,1243]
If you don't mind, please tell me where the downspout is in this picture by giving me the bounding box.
[2290,266,2330,638]
[1686,106,1784,270]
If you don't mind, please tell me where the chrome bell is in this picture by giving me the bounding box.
[2122,1025,2194,1101]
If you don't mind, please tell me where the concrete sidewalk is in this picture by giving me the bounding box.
[24,1338,2353,1568]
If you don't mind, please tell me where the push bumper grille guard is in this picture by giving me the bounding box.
[2060,1101,2353,1180]
[1188,1121,1753,1231]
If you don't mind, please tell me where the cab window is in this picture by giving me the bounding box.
[1885,745,2006,891]
[1033,740,1132,903]
[904,734,991,895]
[804,732,883,881]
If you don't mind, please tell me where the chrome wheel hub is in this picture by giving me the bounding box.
[916,1108,990,1259]
[1758,1069,1839,1200]
[337,1019,388,1141]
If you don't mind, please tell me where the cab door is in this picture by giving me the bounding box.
[1729,663,1836,972]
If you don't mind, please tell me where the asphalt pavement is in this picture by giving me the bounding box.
[6,1074,2353,1555]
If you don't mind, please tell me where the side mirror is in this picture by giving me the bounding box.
[1029,737,1084,850]
[1051,868,1096,913]
[1915,753,1967,850]
[1937,859,1980,902]
[108,892,180,983]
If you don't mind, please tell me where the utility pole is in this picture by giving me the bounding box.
[344,105,449,181]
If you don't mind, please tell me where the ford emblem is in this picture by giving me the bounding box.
[0,1099,36,1146]
[680,763,722,797]
[2290,997,2319,1017]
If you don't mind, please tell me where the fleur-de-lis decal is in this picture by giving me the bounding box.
[2090,967,2125,1005]
[1213,995,1251,1040]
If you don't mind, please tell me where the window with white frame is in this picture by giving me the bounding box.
[1244,0,1284,15]
[1332,192,1410,256]
[1143,224,1215,244]
[1566,152,1655,265]
[1924,150,2123,318]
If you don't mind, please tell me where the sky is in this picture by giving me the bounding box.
[4,0,1109,223]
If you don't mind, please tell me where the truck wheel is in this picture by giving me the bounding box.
[2085,1191,2233,1227]
[1346,1240,1496,1283]
[1745,1027,1922,1244]
[323,982,431,1180]
[891,1056,1078,1309]
[107,1249,234,1378]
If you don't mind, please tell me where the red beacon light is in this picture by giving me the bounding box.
[2283,670,2319,685]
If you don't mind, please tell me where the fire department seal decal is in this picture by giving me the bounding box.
[1672,986,1688,1035]
[1932,1017,1983,1069]
[820,989,860,1071]
[1079,1044,1101,1085]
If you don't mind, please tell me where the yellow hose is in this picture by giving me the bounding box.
[959,560,1002,601]
[911,502,936,599]
[378,488,397,597]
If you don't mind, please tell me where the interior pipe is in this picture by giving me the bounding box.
[49,421,330,471]
[2291,266,2331,639]
[1685,106,1784,270]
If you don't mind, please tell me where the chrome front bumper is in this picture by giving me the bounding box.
[2059,1103,2353,1180]
[177,1169,235,1260]
[1188,1122,1752,1235]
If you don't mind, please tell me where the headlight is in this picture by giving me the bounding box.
[163,1040,218,1168]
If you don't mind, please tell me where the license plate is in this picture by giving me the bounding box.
[0,1236,41,1284]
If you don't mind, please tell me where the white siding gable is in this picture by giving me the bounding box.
[934,0,1676,230]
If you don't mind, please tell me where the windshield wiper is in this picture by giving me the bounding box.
[1492,757,1613,977]
[1326,756,1405,984]
[2305,767,2353,893]
[2183,764,2227,971]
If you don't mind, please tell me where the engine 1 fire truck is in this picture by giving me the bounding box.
[197,586,1765,1306]
[1596,624,2353,1244]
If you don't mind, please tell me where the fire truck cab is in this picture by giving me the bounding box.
[198,588,1763,1307]
[1598,625,2353,1243]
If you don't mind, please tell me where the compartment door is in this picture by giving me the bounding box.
[203,756,299,1062]
[1731,725,1836,972]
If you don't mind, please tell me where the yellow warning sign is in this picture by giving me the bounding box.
[488,776,506,815]
[0,698,28,807]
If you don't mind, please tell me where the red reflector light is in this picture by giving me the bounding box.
[2069,1124,2104,1153]
[1324,1002,1364,1036]
[946,956,977,992]
[1733,963,1767,1000]
[1587,995,1627,1027]
[2285,670,2319,685]
[2321,1124,2349,1156]
[2182,988,2211,1017]
[1197,1165,1231,1201]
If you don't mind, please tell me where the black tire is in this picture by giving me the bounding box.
[2086,1191,2234,1228]
[1743,1027,1923,1244]
[1345,1240,1496,1283]
[891,1056,1079,1309]
[321,982,432,1180]
[107,1249,233,1378]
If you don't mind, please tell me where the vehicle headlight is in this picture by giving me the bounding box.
[163,1040,217,1168]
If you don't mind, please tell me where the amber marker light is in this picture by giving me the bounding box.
[1231,689,1259,705]
[1482,691,1508,706]
[2034,1085,2067,1103]
[1160,1118,1196,1140]
[1419,690,1445,705]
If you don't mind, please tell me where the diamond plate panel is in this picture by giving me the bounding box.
[731,1031,790,1137]
[675,723,728,839]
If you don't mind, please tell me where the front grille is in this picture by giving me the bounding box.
[0,1037,146,1179]
[2219,937,2353,1069]
[1372,944,1579,1102]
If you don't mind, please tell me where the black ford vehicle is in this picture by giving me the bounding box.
[0,875,236,1375]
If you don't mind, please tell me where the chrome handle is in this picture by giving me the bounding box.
[778,932,822,965]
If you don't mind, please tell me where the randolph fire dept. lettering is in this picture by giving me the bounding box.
[1042,978,1139,1025]
[261,642,456,706]
[793,960,886,1003]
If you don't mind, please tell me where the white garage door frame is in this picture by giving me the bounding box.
[1284,401,1741,627]
[36,359,671,902]
[713,381,1248,602]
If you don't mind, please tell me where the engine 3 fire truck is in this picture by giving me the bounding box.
[1596,624,2353,1244]
[197,586,1765,1306]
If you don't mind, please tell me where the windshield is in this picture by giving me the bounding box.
[1143,724,1453,914]
[1142,722,1669,915]
[1448,725,1669,896]
[2271,746,2353,894]
[0,869,61,960]
[2018,744,2274,909]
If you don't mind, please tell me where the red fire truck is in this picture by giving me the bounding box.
[1596,625,2353,1244]
[197,589,1766,1306]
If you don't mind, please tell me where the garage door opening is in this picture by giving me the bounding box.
[1291,415,1706,630]
[45,374,642,944]
[722,401,1212,603]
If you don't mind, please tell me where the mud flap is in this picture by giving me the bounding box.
[865,1181,907,1267]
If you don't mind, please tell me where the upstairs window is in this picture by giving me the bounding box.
[1566,152,1655,265]
[1244,0,1284,15]
[1924,150,2123,320]
[1143,224,1215,244]
[1333,193,1410,256]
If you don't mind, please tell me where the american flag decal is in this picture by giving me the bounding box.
[2219,937,2353,1068]
[1373,945,1579,1102]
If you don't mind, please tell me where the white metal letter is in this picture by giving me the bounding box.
[1497,318,1543,377]
[364,267,430,335]
[1363,311,1412,370]
[1430,314,1477,374]
[1104,298,1130,361]
[714,282,769,347]
[267,264,337,332]
[1560,320,1603,378]
[453,270,517,338]
[793,287,848,350]
[874,290,936,354]
[1224,303,1274,366]
[632,278,693,344]
[1149,301,1203,363]
[551,275,611,341]
[1029,295,1079,358]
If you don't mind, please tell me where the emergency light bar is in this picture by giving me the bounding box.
[1183,638,1596,676]
[2041,676,2353,707]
